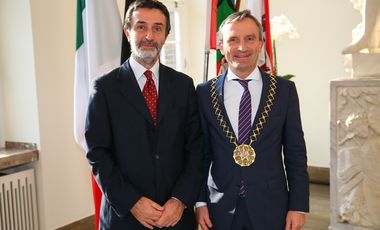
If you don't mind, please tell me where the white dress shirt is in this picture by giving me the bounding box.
[224,66,263,140]
[129,56,160,93]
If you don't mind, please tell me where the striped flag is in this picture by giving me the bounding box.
[245,0,274,72]
[207,0,274,75]
[216,0,237,74]
[74,0,122,228]
[74,0,122,150]
[206,0,217,51]
[206,0,238,75]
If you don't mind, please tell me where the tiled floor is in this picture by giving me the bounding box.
[59,183,330,229]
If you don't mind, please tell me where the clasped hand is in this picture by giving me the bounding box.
[130,197,185,229]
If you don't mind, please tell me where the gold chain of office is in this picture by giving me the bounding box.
[210,74,278,166]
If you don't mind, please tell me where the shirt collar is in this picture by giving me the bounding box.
[129,56,160,81]
[226,66,261,82]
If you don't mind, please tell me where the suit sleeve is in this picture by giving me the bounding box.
[196,84,213,203]
[85,79,140,218]
[282,81,310,212]
[170,78,203,208]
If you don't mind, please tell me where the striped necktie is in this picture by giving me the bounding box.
[235,79,251,197]
[236,79,251,144]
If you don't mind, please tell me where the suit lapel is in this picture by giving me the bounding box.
[215,73,238,138]
[117,60,153,124]
[215,73,225,108]
[157,64,174,125]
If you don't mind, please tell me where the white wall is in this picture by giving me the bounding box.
[0,0,40,145]
[28,0,94,229]
[0,81,4,148]
[185,0,207,84]
[270,0,361,167]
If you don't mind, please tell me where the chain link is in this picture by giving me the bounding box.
[210,74,277,146]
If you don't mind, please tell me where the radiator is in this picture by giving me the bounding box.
[0,169,38,230]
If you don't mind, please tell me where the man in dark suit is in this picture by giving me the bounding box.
[85,1,202,229]
[195,10,309,230]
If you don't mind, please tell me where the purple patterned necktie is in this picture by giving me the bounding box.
[236,79,251,144]
[235,79,251,197]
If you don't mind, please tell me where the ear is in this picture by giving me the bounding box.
[124,27,131,42]
[259,40,264,50]
[218,40,225,55]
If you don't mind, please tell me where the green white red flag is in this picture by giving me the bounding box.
[74,0,122,228]
[74,0,122,150]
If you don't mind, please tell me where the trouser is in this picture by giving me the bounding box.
[230,196,254,230]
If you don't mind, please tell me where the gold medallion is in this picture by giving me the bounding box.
[233,144,256,167]
[209,74,277,167]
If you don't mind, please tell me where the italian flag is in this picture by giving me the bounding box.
[74,0,122,150]
[74,0,122,228]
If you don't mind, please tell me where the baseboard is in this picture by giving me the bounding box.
[56,215,95,230]
[308,166,329,185]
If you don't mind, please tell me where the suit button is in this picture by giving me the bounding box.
[154,154,160,160]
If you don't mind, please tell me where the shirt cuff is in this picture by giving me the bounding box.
[171,197,186,208]
[294,211,308,214]
[195,202,207,208]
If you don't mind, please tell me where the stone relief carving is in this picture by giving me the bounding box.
[336,87,380,229]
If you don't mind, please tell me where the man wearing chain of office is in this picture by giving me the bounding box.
[195,10,309,230]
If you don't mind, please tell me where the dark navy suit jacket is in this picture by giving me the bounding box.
[196,69,309,230]
[85,59,203,230]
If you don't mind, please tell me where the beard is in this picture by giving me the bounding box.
[131,39,163,65]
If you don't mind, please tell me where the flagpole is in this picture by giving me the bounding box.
[203,51,210,82]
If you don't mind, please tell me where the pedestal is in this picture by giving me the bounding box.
[348,53,380,77]
[330,76,380,230]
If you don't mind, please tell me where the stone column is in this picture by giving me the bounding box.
[330,76,380,230]
[331,1,380,226]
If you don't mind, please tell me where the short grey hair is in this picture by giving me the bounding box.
[218,10,263,42]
